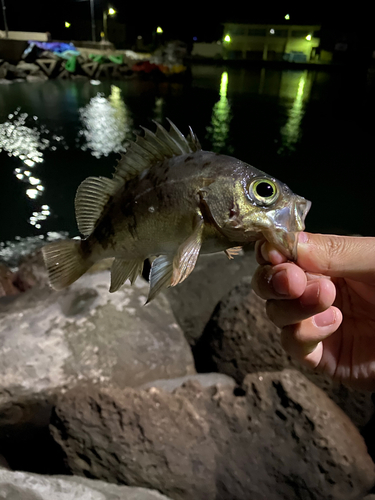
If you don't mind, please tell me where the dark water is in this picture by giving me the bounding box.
[0,64,374,245]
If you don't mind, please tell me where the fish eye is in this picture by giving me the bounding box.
[248,179,279,206]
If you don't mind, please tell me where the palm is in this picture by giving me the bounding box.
[320,278,375,391]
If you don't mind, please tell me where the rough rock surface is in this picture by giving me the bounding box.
[0,263,19,297]
[164,248,258,345]
[194,278,374,429]
[0,468,173,500]
[0,271,194,470]
[51,370,375,500]
[139,372,236,392]
[0,270,194,397]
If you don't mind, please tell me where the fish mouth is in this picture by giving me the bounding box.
[264,197,311,260]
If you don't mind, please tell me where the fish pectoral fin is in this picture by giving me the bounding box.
[224,246,243,260]
[110,258,144,292]
[147,255,174,303]
[171,216,204,287]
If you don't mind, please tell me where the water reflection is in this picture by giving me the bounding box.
[278,71,312,153]
[79,85,132,158]
[0,110,65,231]
[206,71,233,153]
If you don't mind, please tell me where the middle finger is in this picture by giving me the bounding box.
[266,278,336,328]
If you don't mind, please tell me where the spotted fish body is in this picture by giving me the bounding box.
[42,120,311,302]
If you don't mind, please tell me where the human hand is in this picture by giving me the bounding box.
[252,232,375,391]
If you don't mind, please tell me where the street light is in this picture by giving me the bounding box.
[103,5,116,41]
[1,0,8,38]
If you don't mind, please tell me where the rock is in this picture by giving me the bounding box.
[194,278,375,429]
[164,248,258,345]
[26,72,49,82]
[13,248,48,290]
[139,372,236,392]
[0,271,195,470]
[0,78,12,84]
[16,61,40,73]
[50,369,375,500]
[0,263,20,296]
[0,469,173,500]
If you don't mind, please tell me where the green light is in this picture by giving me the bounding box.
[285,14,290,20]
[65,21,71,28]
[108,7,116,15]
[224,34,231,43]
[305,34,312,41]
[220,71,228,97]
[156,26,163,34]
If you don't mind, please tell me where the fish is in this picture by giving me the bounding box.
[42,119,311,302]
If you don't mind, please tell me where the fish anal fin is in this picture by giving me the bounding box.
[225,246,243,260]
[147,255,174,303]
[110,258,144,292]
[171,216,204,287]
[75,176,118,237]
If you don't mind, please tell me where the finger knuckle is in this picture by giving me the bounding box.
[323,237,347,272]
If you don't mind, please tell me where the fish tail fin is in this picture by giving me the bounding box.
[42,240,89,290]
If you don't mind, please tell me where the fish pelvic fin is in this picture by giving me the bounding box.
[171,216,204,286]
[225,246,243,260]
[146,255,174,303]
[113,119,201,185]
[110,258,144,292]
[42,240,89,291]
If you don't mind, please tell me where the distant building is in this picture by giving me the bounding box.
[222,23,321,63]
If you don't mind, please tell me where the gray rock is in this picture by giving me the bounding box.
[26,73,48,82]
[51,369,375,500]
[0,78,12,84]
[0,271,194,445]
[0,469,173,500]
[194,278,375,429]
[164,248,258,345]
[139,372,236,392]
[16,61,40,73]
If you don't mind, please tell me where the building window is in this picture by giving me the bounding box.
[247,29,267,36]
[230,27,246,36]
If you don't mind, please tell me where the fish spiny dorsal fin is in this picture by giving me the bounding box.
[113,120,201,184]
[188,125,202,151]
[75,176,119,237]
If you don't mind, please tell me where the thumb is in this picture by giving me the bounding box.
[297,232,375,283]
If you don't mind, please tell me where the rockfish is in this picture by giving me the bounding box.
[42,120,311,302]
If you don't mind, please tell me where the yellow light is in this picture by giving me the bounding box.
[224,34,231,43]
[156,26,163,34]
[108,7,116,15]
[285,14,290,20]
[305,34,312,41]
[65,21,71,28]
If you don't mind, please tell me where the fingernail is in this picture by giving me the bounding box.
[272,270,289,295]
[298,232,308,244]
[314,308,336,327]
[300,282,320,307]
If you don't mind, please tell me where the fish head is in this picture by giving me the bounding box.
[222,172,311,260]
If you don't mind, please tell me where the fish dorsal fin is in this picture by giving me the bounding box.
[113,120,201,184]
[75,176,118,237]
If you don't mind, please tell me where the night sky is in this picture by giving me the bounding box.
[2,2,374,46]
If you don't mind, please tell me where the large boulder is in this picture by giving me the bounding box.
[0,271,194,471]
[50,370,375,500]
[164,248,258,346]
[194,277,375,429]
[0,468,173,500]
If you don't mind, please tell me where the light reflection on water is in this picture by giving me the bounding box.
[0,110,65,230]
[78,85,132,158]
[278,70,312,154]
[206,71,233,154]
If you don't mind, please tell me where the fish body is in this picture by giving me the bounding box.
[42,120,311,301]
